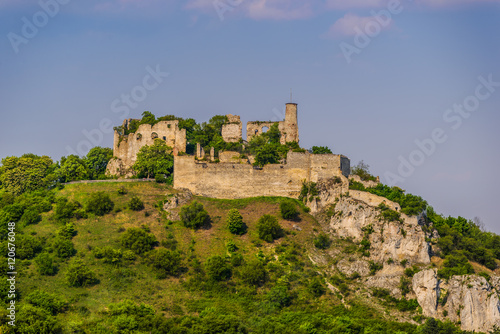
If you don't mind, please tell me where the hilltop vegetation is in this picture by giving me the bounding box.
[0,176,493,333]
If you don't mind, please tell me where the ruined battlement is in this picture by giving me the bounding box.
[106,102,351,200]
[174,151,350,199]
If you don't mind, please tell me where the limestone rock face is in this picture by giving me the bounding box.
[412,269,439,317]
[336,259,370,277]
[163,190,193,221]
[105,158,135,178]
[412,270,500,332]
[328,197,430,266]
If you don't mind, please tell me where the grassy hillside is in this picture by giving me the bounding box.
[0,182,473,333]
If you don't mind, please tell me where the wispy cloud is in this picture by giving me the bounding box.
[324,13,393,38]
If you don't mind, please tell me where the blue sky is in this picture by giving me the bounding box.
[1,0,499,232]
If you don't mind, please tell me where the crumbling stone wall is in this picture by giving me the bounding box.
[246,103,299,144]
[106,119,186,176]
[174,151,349,199]
[221,114,242,142]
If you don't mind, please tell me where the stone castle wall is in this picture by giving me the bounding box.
[174,151,349,199]
[107,120,186,176]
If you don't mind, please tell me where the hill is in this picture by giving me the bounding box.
[2,181,499,333]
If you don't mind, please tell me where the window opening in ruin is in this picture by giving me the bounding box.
[262,126,269,133]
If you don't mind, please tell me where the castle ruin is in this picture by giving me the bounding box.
[106,103,351,199]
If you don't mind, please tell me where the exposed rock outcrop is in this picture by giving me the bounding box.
[327,196,430,266]
[163,190,193,221]
[412,269,500,332]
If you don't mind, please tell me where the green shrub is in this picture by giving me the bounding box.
[240,260,266,286]
[65,258,98,287]
[20,208,41,226]
[257,215,283,243]
[226,240,238,253]
[311,146,332,154]
[205,255,231,281]
[313,233,332,250]
[117,186,127,195]
[280,200,299,220]
[309,277,326,297]
[121,228,157,254]
[180,201,209,229]
[369,261,384,275]
[227,209,246,235]
[16,234,42,260]
[25,290,67,315]
[54,198,81,221]
[56,223,77,239]
[267,285,292,309]
[128,196,145,211]
[437,252,474,279]
[85,192,114,216]
[16,304,63,334]
[378,203,403,223]
[35,253,57,276]
[52,237,76,258]
[145,248,181,279]
[93,246,123,265]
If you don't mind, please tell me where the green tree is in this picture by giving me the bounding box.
[52,237,76,258]
[16,304,63,334]
[227,209,246,235]
[139,111,156,126]
[145,248,181,278]
[25,290,67,315]
[121,228,157,254]
[85,192,114,216]
[254,143,281,167]
[280,200,299,220]
[311,146,332,154]
[438,252,474,279]
[85,147,113,180]
[132,139,174,179]
[314,233,332,250]
[180,201,209,229]
[58,155,89,182]
[257,215,283,242]
[35,253,57,275]
[128,196,145,211]
[206,255,231,281]
[240,260,267,286]
[0,154,54,195]
[309,277,327,297]
[351,160,377,182]
[65,258,98,287]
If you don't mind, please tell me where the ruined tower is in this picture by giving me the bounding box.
[282,103,299,144]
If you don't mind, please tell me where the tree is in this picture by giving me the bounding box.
[180,201,209,229]
[308,277,326,297]
[25,290,66,315]
[257,215,282,242]
[35,253,57,275]
[227,209,246,235]
[121,228,157,254]
[128,196,145,211]
[311,146,332,154]
[0,154,54,195]
[351,160,377,182]
[314,233,332,250]
[16,304,63,334]
[132,139,174,179]
[437,251,474,279]
[280,200,299,220]
[145,248,181,278]
[58,155,89,182]
[206,255,231,281]
[85,147,113,180]
[85,192,114,216]
[52,237,76,258]
[139,111,156,126]
[254,144,281,166]
[240,260,267,286]
[65,258,98,287]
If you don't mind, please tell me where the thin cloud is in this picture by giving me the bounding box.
[324,13,393,38]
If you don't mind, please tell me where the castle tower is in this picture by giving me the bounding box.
[283,103,299,143]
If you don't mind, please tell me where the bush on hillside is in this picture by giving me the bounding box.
[65,258,98,287]
[280,200,299,221]
[85,192,114,216]
[145,248,181,279]
[227,209,246,235]
[128,196,145,211]
[121,228,157,254]
[206,255,231,281]
[257,215,283,243]
[180,201,209,229]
